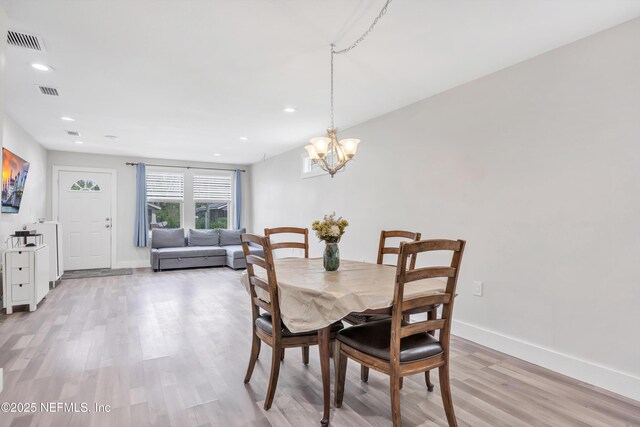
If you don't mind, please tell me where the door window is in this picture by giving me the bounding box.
[69,179,101,191]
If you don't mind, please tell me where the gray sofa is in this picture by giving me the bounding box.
[150,228,262,271]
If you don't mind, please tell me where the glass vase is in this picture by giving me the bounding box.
[323,242,340,271]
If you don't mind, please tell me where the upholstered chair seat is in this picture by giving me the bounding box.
[337,319,442,362]
[256,313,344,338]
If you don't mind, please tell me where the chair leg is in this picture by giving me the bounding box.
[302,345,309,365]
[360,365,369,382]
[439,365,457,427]
[281,348,285,361]
[425,309,436,393]
[390,372,402,427]
[334,341,347,408]
[425,370,434,392]
[244,333,261,384]
[264,346,282,410]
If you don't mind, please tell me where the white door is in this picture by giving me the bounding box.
[57,171,112,270]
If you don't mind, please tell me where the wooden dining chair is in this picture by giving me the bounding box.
[334,239,466,427]
[264,227,309,259]
[264,227,310,363]
[343,230,426,385]
[242,233,344,410]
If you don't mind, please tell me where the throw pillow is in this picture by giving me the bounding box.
[151,228,186,248]
[219,228,246,246]
[188,229,219,246]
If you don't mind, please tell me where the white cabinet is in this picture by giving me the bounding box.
[32,221,64,285]
[2,245,50,314]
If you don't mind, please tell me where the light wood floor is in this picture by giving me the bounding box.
[0,267,638,427]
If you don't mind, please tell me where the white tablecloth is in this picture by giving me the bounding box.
[241,258,445,333]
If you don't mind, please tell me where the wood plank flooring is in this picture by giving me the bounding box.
[0,267,638,427]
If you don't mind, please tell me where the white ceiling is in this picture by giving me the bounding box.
[1,0,640,165]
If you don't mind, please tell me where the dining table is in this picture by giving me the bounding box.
[241,257,446,425]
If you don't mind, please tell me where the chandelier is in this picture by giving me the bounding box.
[305,0,392,178]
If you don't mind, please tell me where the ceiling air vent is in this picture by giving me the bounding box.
[66,131,81,136]
[7,30,46,52]
[38,86,59,96]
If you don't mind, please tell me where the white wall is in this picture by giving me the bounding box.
[46,151,250,268]
[0,6,7,246]
[1,117,48,244]
[250,18,640,399]
[0,3,4,393]
[0,8,48,253]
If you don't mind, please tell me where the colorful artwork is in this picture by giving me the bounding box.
[2,148,30,213]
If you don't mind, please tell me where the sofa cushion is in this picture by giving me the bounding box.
[220,228,246,246]
[154,246,226,259]
[151,228,186,248]
[188,229,219,246]
[223,244,264,259]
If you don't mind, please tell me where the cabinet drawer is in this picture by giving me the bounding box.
[11,267,30,285]
[12,283,32,301]
[10,251,30,268]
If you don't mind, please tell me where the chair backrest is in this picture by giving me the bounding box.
[264,227,309,258]
[241,233,283,336]
[390,239,466,362]
[377,230,421,268]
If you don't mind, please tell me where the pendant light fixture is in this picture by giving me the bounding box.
[305,0,393,178]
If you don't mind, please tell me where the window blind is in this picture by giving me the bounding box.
[194,175,232,201]
[146,171,184,200]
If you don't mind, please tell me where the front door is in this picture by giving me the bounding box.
[57,170,112,270]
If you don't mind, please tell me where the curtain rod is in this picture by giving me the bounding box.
[126,162,246,173]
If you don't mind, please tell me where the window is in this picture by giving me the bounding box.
[144,170,234,232]
[146,171,184,230]
[195,202,228,229]
[301,151,343,179]
[194,174,232,229]
[70,179,101,191]
[303,156,321,175]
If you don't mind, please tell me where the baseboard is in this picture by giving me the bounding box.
[114,260,150,269]
[452,320,640,402]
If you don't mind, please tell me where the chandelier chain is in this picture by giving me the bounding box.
[329,0,392,129]
[311,0,393,177]
[330,44,335,129]
[332,0,393,55]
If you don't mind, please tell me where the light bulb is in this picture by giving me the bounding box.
[310,137,330,158]
[305,145,320,160]
[339,138,360,158]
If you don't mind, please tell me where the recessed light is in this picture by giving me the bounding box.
[213,153,221,157]
[283,107,296,113]
[74,141,84,145]
[239,137,248,141]
[61,116,76,122]
[31,63,53,71]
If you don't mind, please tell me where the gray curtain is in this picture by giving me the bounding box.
[134,163,149,246]
[234,169,242,230]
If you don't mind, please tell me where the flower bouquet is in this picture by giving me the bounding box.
[312,212,349,271]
